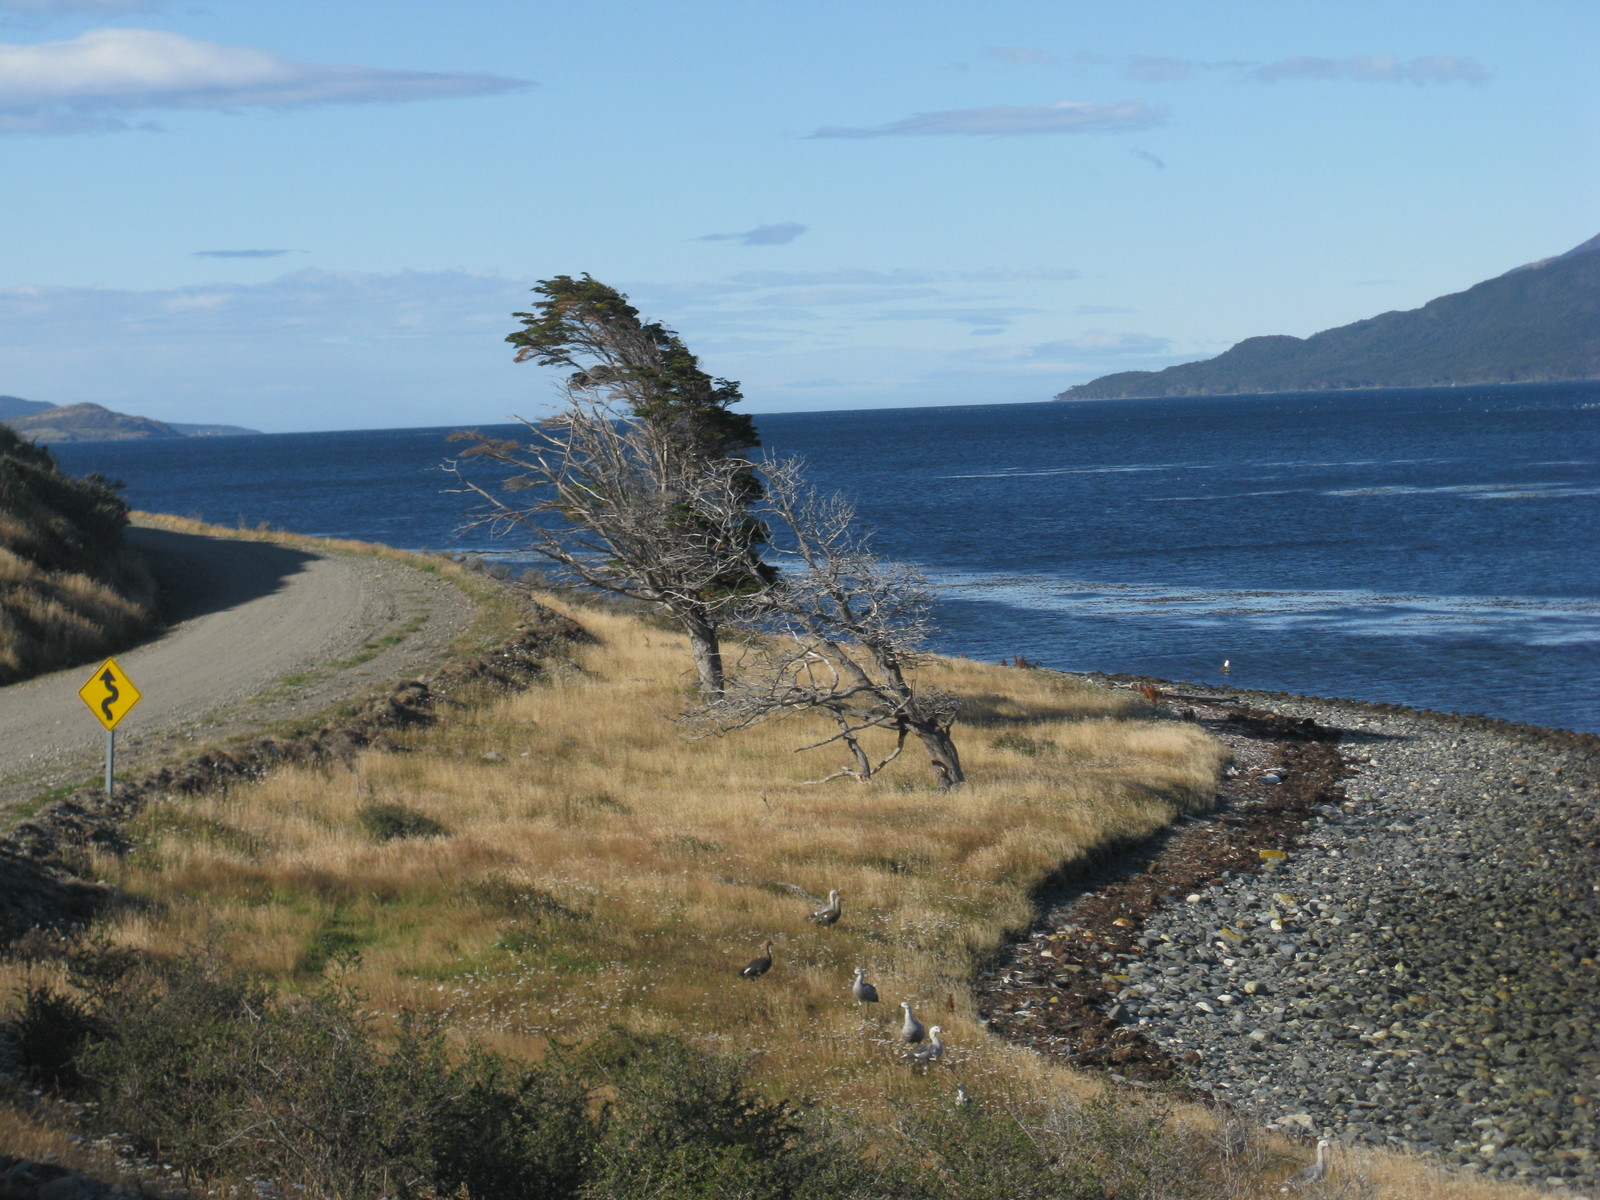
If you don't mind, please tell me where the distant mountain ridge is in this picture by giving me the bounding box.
[0,399,259,442]
[1057,234,1600,400]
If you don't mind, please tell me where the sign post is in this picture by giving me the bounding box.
[77,657,142,796]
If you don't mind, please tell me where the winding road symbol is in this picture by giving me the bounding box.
[78,657,141,731]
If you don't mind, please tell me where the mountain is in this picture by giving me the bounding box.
[0,396,55,419]
[1057,234,1600,400]
[2,402,185,443]
[0,400,260,442]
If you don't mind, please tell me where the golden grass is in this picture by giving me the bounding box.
[27,594,1549,1199]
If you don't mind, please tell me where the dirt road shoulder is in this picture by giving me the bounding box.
[0,517,498,817]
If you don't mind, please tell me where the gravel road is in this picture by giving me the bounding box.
[0,523,475,813]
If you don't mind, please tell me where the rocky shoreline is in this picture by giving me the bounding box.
[982,677,1600,1193]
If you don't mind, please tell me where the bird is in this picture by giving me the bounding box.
[1280,1138,1332,1192]
[810,889,842,926]
[900,1000,926,1044]
[740,941,773,979]
[954,1083,972,1106]
[1221,659,1232,675]
[850,967,879,1003]
[907,1026,944,1065]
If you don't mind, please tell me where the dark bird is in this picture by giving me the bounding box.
[850,967,879,1003]
[810,889,842,926]
[740,940,773,979]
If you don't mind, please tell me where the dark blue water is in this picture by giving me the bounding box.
[53,382,1600,733]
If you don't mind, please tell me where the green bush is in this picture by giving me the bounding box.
[2,942,1240,1200]
[356,801,448,841]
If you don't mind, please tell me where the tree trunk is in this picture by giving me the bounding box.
[679,608,725,695]
[911,721,964,789]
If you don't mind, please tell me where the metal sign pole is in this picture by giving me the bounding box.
[78,657,141,797]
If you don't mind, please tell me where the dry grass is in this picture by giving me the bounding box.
[14,595,1552,1199]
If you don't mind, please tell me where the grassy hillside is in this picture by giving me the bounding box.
[0,585,1556,1198]
[1,402,183,443]
[0,425,156,684]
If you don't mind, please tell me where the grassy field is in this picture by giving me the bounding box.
[1,581,1557,1199]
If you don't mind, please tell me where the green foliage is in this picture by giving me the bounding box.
[576,1028,809,1200]
[355,801,449,842]
[0,425,155,683]
[992,732,1057,758]
[430,1049,592,1200]
[10,983,103,1091]
[506,274,758,462]
[3,942,1237,1200]
[896,1092,1230,1200]
[0,426,131,573]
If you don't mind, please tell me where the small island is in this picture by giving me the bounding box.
[0,397,259,442]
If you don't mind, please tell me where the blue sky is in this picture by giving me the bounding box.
[1,0,1595,432]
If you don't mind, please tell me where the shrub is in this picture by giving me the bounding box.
[355,801,448,841]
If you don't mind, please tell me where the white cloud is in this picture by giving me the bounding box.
[873,307,1037,326]
[698,221,808,246]
[1250,55,1491,85]
[726,267,1077,287]
[958,331,1173,364]
[0,27,531,134]
[980,46,1056,66]
[193,248,292,259]
[0,0,156,13]
[1123,55,1198,83]
[808,99,1163,138]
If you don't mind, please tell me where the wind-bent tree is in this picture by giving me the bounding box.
[450,276,769,694]
[686,459,965,789]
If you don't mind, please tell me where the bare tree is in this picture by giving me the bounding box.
[687,458,964,789]
[450,275,769,695]
[450,398,761,695]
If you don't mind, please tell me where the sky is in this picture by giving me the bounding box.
[1,1,1595,433]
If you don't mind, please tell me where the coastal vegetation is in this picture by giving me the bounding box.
[1061,232,1600,400]
[0,425,156,685]
[0,569,1565,1198]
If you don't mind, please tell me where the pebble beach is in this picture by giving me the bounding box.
[1107,688,1600,1190]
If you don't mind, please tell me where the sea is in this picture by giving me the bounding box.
[52,382,1600,735]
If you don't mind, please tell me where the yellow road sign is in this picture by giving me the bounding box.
[78,657,142,731]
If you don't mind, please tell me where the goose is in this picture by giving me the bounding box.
[740,941,773,979]
[850,967,879,1003]
[899,1000,926,1044]
[810,889,842,926]
[907,1025,944,1064]
[1280,1139,1331,1192]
